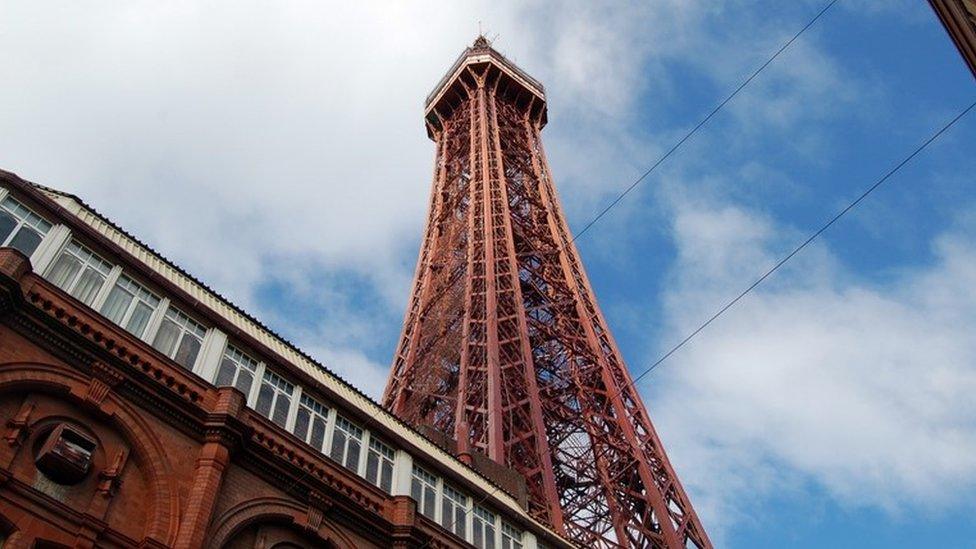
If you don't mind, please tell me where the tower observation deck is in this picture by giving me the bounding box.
[384,37,711,548]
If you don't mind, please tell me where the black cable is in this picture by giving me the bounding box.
[571,0,840,244]
[626,98,976,390]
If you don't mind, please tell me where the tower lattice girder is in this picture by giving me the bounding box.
[384,38,711,549]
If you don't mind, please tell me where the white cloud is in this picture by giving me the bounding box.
[0,0,734,390]
[0,0,848,309]
[650,191,976,538]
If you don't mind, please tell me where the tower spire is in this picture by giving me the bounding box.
[384,41,711,549]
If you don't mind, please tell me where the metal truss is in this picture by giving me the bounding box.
[384,44,711,549]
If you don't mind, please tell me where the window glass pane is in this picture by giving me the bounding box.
[215,358,238,388]
[294,394,330,451]
[254,370,293,425]
[412,467,438,520]
[219,345,258,396]
[235,369,253,395]
[255,383,274,417]
[474,507,497,549]
[442,501,455,534]
[100,285,133,324]
[293,408,310,440]
[156,307,207,363]
[8,227,42,256]
[456,507,466,538]
[309,417,326,451]
[330,430,346,463]
[152,319,180,356]
[423,485,435,518]
[381,460,394,493]
[442,484,468,538]
[0,211,16,244]
[502,523,523,549]
[345,438,360,470]
[70,267,105,306]
[126,300,154,337]
[366,453,378,483]
[366,438,395,492]
[1,196,53,252]
[48,253,81,290]
[331,417,362,471]
[100,275,159,339]
[271,393,290,427]
[411,477,422,502]
[173,333,201,369]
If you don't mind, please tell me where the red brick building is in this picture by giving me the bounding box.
[0,169,574,548]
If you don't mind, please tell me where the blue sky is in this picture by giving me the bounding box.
[2,1,975,546]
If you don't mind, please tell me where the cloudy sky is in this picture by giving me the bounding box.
[2,1,975,546]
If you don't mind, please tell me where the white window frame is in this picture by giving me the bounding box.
[44,240,113,307]
[329,414,365,472]
[151,305,207,369]
[472,504,498,549]
[98,272,162,340]
[143,297,171,345]
[213,343,260,397]
[411,465,439,521]
[30,224,71,274]
[441,481,470,540]
[0,195,53,259]
[253,368,295,428]
[364,434,396,493]
[292,392,332,453]
[501,522,524,549]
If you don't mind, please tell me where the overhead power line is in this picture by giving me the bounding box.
[571,0,840,244]
[625,97,976,389]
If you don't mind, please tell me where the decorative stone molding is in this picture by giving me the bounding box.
[301,490,333,532]
[96,449,127,498]
[83,378,112,409]
[4,401,35,448]
[25,286,205,406]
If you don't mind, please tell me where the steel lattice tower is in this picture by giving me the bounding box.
[383,37,711,549]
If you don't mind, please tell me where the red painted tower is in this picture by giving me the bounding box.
[383,38,711,548]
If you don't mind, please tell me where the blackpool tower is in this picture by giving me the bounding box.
[384,37,711,548]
